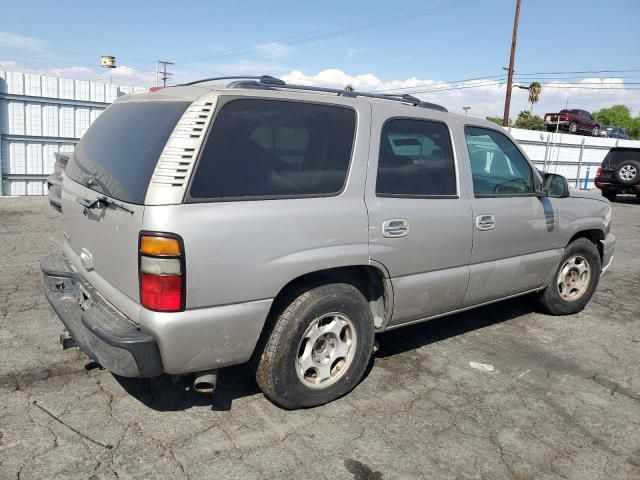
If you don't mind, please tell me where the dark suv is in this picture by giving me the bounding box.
[595,147,640,202]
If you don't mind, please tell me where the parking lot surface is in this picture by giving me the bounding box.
[1,196,639,480]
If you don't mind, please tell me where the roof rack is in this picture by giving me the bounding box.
[178,75,447,112]
[179,75,285,87]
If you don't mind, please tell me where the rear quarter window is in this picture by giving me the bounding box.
[188,99,356,200]
[66,101,190,204]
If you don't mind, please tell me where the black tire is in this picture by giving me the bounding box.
[602,190,617,202]
[255,282,374,409]
[592,126,599,137]
[535,238,601,316]
[569,122,578,134]
[614,159,640,186]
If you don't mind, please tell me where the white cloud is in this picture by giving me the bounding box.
[282,69,640,118]
[255,42,292,59]
[0,31,45,50]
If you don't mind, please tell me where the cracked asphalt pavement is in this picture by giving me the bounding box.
[1,196,639,480]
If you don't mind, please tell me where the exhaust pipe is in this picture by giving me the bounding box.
[193,370,218,394]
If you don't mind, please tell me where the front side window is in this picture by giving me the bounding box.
[376,118,456,197]
[465,126,534,197]
[189,99,356,200]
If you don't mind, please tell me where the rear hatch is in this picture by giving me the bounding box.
[61,97,192,318]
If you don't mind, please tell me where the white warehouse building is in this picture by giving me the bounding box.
[0,70,144,196]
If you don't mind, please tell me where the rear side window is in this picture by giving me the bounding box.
[189,99,356,200]
[376,118,456,197]
[66,101,190,204]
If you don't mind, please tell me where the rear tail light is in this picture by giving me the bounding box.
[596,166,602,177]
[139,233,185,312]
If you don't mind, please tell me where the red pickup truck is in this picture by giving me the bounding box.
[544,109,600,136]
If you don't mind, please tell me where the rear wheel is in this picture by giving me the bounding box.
[569,122,578,134]
[592,126,599,137]
[535,238,601,315]
[602,190,617,202]
[255,282,374,409]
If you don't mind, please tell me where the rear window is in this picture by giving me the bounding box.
[604,148,640,166]
[188,99,356,200]
[66,101,190,204]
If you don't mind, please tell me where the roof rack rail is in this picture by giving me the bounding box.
[178,75,447,112]
[178,75,285,87]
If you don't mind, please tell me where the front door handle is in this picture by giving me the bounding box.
[382,219,408,238]
[475,214,495,231]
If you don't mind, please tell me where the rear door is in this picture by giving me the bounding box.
[365,107,473,326]
[62,99,191,318]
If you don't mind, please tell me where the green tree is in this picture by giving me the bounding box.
[513,110,545,131]
[486,116,511,126]
[527,82,542,114]
[592,104,640,139]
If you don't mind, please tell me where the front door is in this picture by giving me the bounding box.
[462,126,562,307]
[365,109,473,326]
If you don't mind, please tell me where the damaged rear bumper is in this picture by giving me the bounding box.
[41,254,163,377]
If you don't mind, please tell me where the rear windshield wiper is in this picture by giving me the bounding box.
[76,196,134,215]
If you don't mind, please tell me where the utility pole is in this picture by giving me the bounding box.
[502,0,522,127]
[156,60,174,87]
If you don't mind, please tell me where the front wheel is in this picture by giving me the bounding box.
[535,238,601,315]
[255,282,374,409]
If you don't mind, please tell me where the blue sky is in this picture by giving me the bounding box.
[2,0,639,117]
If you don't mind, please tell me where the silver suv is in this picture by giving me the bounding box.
[42,76,615,409]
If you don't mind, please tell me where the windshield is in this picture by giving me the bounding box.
[66,101,190,204]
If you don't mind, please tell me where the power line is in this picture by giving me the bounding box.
[373,73,507,92]
[374,68,640,94]
[179,0,481,65]
[400,80,640,95]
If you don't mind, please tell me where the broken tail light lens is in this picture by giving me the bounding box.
[139,233,185,312]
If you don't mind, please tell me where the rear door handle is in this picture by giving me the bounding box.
[475,214,495,231]
[382,219,408,238]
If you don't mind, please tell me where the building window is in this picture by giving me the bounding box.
[75,80,90,101]
[8,103,25,135]
[43,106,59,136]
[26,144,43,174]
[25,104,42,136]
[59,79,74,99]
[9,143,26,174]
[75,108,90,137]
[59,107,75,138]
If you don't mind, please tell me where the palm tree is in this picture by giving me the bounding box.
[528,82,542,114]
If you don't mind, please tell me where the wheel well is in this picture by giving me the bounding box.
[568,229,604,260]
[270,266,389,329]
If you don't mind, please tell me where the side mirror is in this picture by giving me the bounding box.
[542,173,570,198]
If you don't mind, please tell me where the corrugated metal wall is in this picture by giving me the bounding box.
[507,127,640,188]
[0,70,146,196]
